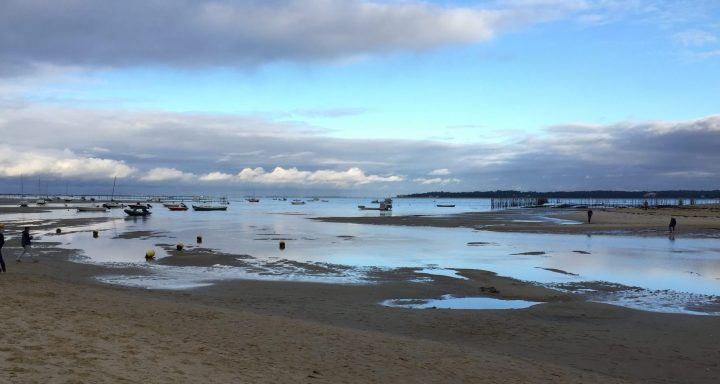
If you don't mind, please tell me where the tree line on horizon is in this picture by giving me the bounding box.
[398,190,720,199]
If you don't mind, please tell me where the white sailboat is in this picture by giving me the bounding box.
[103,177,123,208]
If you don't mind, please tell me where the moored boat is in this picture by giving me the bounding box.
[124,208,151,216]
[128,203,152,209]
[167,203,189,211]
[192,204,227,211]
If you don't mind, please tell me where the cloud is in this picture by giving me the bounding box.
[0,146,135,179]
[428,168,451,176]
[413,177,462,185]
[201,166,404,187]
[0,0,610,75]
[199,171,234,182]
[673,30,718,47]
[140,168,196,182]
[1,102,720,192]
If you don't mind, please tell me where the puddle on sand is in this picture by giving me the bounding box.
[382,294,543,310]
[415,268,468,280]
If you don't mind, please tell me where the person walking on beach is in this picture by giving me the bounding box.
[587,209,593,223]
[16,227,37,263]
[669,217,677,233]
[0,224,6,273]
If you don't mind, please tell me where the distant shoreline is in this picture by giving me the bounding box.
[398,189,720,199]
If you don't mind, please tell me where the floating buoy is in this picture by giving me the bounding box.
[279,240,286,250]
[92,230,98,238]
[196,235,203,244]
[56,228,62,234]
[176,243,184,251]
[145,249,156,260]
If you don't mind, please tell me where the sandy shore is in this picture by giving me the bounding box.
[2,207,720,382]
[314,205,720,237]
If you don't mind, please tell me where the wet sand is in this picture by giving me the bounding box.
[314,205,720,237]
[2,208,720,382]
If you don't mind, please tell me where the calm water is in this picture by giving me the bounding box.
[2,198,719,315]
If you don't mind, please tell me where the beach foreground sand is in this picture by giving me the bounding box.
[1,206,720,382]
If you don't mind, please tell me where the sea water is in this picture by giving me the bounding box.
[2,198,719,315]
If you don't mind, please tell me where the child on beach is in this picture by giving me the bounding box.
[16,227,37,263]
[0,224,6,272]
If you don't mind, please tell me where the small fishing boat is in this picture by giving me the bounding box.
[192,204,227,211]
[358,198,392,211]
[291,200,305,205]
[19,200,29,207]
[167,203,189,211]
[436,204,455,208]
[36,199,47,205]
[124,208,151,216]
[102,201,124,209]
[246,198,260,203]
[128,203,152,209]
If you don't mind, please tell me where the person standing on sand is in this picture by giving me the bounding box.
[0,224,6,272]
[587,209,593,223]
[16,227,37,263]
[669,217,677,233]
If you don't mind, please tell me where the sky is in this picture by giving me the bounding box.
[1,0,719,196]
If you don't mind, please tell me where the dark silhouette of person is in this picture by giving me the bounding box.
[643,200,649,210]
[669,217,677,233]
[0,224,6,272]
[17,227,36,262]
[587,209,593,223]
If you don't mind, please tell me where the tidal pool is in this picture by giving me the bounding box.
[382,295,543,310]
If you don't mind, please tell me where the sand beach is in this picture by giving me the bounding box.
[1,203,720,383]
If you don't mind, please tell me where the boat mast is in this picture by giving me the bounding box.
[111,176,117,201]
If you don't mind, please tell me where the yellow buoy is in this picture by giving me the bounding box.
[176,243,184,251]
[279,240,286,250]
[92,230,98,238]
[145,249,156,260]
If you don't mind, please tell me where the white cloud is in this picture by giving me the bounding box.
[413,177,462,185]
[199,166,403,187]
[199,171,234,182]
[673,30,718,47]
[429,168,451,176]
[0,146,135,178]
[140,168,196,182]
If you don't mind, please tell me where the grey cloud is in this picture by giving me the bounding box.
[0,0,503,73]
[1,105,719,194]
[0,0,612,75]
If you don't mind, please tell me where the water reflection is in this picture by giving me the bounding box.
[3,198,719,314]
[382,295,543,310]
